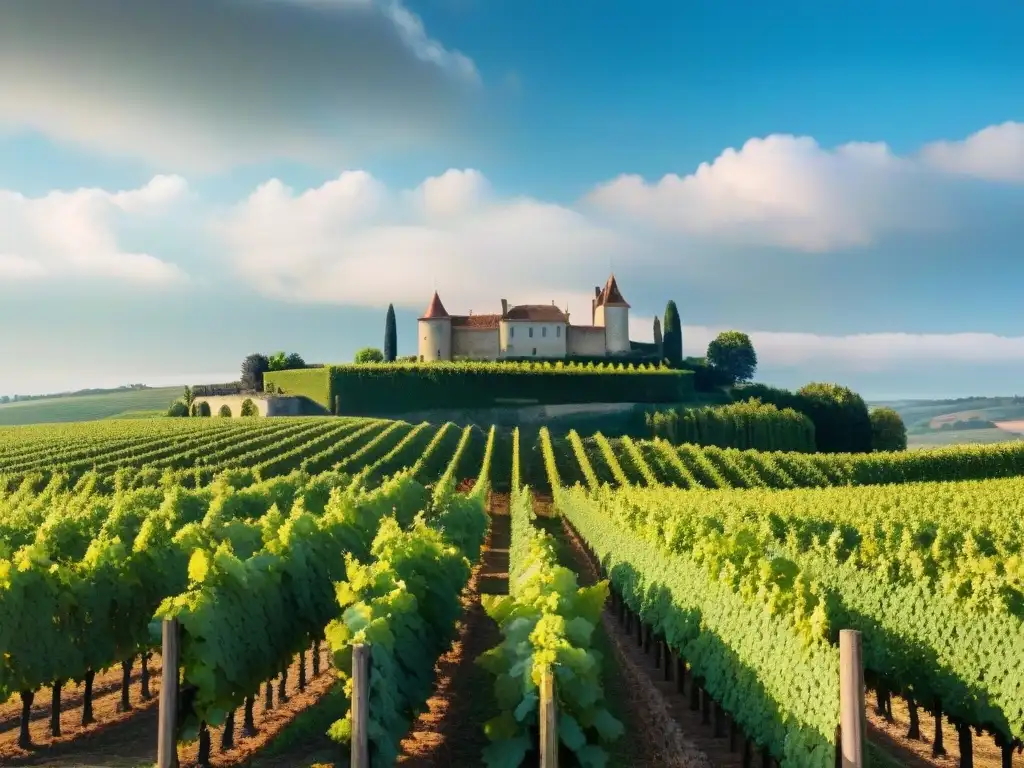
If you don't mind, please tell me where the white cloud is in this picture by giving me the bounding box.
[584,135,950,252]
[629,316,1024,372]
[0,0,478,170]
[216,169,625,315]
[919,122,1024,183]
[412,168,491,218]
[0,176,189,284]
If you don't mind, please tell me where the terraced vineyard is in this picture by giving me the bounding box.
[2,416,1023,767]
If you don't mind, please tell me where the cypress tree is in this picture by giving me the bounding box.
[663,300,683,367]
[384,304,397,362]
[653,316,663,351]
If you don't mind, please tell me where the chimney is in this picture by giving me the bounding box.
[501,298,508,316]
[594,286,601,299]
[591,298,596,325]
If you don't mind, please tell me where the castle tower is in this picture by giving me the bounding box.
[418,291,452,361]
[598,274,631,354]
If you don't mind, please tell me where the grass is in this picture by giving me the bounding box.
[0,388,181,426]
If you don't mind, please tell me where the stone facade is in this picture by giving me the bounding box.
[417,274,634,362]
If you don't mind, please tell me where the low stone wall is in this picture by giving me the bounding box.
[195,395,325,417]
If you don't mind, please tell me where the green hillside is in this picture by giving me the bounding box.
[0,387,180,425]
[872,396,1024,449]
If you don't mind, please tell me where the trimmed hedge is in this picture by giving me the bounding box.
[734,382,873,453]
[265,361,694,415]
[647,398,816,452]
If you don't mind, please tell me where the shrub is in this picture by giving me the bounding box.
[167,401,189,418]
[870,407,907,451]
[240,398,259,417]
[355,347,385,364]
[218,404,233,418]
[197,401,212,417]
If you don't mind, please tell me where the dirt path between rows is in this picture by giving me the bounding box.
[395,491,509,765]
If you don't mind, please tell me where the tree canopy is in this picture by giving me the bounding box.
[268,351,306,372]
[706,331,757,384]
[241,353,270,391]
[355,347,385,364]
[662,301,682,367]
[870,407,908,452]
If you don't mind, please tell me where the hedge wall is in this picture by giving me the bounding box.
[264,361,694,415]
[734,382,873,453]
[646,398,816,452]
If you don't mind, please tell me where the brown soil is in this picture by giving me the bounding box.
[864,690,1021,768]
[2,646,339,768]
[0,655,164,765]
[395,491,509,765]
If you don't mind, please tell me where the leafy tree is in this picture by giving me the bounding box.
[662,301,683,367]
[167,401,189,417]
[384,304,397,362]
[189,401,201,417]
[218,404,233,418]
[870,407,907,452]
[268,351,288,371]
[707,331,757,384]
[240,398,259,417]
[797,382,873,453]
[241,353,270,392]
[355,347,385,364]
[183,386,196,410]
[283,352,306,369]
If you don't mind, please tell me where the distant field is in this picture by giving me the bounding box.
[872,396,1024,448]
[0,387,180,425]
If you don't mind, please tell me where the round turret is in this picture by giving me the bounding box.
[418,291,452,361]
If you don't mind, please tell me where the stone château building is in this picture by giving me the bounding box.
[418,273,633,362]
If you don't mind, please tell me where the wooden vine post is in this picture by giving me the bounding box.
[839,629,865,768]
[351,644,370,768]
[157,619,180,768]
[540,666,558,768]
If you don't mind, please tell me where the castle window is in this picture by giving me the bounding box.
[510,326,514,338]
[529,327,534,338]
[532,347,537,356]
[556,326,561,338]
[542,327,547,338]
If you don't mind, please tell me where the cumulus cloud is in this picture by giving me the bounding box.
[216,169,625,314]
[0,0,478,170]
[585,135,953,252]
[0,176,189,284]
[919,122,1024,183]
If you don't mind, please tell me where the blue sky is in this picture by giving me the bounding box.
[1,0,1022,399]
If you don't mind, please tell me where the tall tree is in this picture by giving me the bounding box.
[662,301,683,367]
[241,353,270,391]
[706,331,757,384]
[384,304,397,362]
[652,316,663,351]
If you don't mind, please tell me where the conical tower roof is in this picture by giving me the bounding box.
[420,291,450,320]
[599,274,630,308]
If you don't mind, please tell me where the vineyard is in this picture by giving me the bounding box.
[1,416,1023,767]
